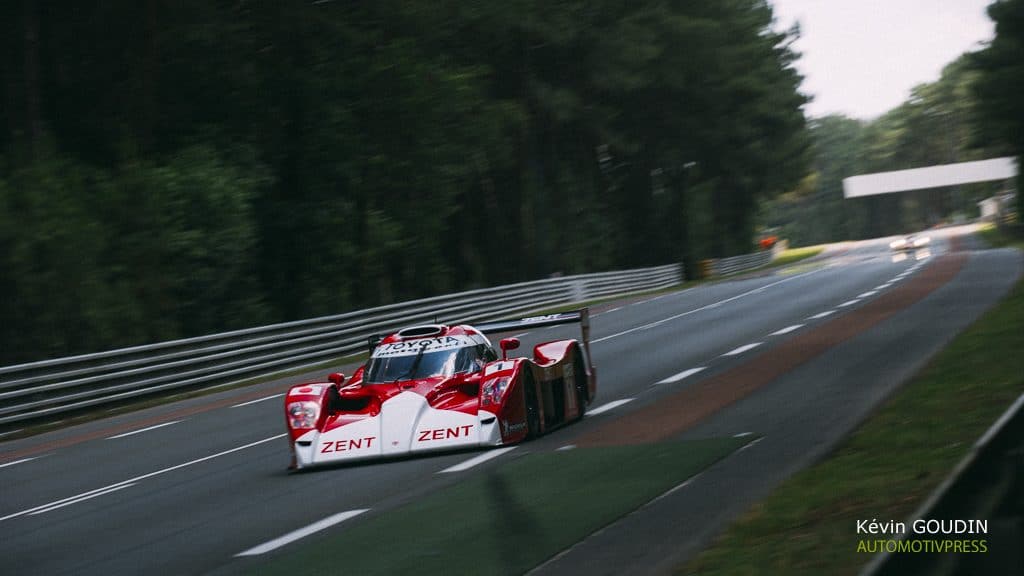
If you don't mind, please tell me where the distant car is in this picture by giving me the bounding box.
[284,310,596,469]
[889,234,930,251]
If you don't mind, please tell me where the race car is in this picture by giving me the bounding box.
[889,234,930,251]
[284,310,596,469]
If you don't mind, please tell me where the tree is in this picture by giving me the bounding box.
[972,0,1024,218]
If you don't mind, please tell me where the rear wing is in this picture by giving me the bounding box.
[474,309,590,336]
[476,309,593,372]
[367,309,593,361]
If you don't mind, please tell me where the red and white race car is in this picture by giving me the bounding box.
[284,310,596,469]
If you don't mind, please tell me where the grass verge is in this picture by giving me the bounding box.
[678,266,1024,575]
[253,438,749,576]
[771,245,825,267]
[978,221,1024,250]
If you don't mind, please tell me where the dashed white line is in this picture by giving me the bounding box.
[1,434,286,523]
[875,283,891,290]
[723,342,763,356]
[657,367,706,385]
[557,445,577,451]
[733,432,754,438]
[737,436,765,453]
[586,398,635,416]
[591,269,823,344]
[29,484,136,515]
[232,394,284,408]
[858,290,878,298]
[838,299,860,307]
[808,310,836,319]
[439,447,517,473]
[236,509,370,556]
[107,421,182,440]
[770,324,803,336]
[0,457,37,469]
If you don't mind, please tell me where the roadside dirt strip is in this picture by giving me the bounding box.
[575,249,968,448]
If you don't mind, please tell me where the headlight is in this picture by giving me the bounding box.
[287,401,319,429]
[481,377,511,407]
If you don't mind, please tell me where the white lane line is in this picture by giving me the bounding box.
[586,398,635,416]
[512,332,530,339]
[858,290,877,298]
[557,445,577,451]
[838,299,860,307]
[737,436,765,453]
[808,310,835,319]
[0,457,37,469]
[0,429,24,439]
[29,484,136,515]
[439,447,517,473]
[770,324,803,336]
[1,434,286,523]
[875,283,891,290]
[595,306,623,316]
[107,421,182,439]
[236,509,370,556]
[656,367,706,385]
[232,394,284,408]
[733,432,754,438]
[723,342,763,357]
[592,269,823,344]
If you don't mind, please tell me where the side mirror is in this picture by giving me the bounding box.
[328,372,346,386]
[499,338,520,360]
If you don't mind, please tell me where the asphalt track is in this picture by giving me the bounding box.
[1,225,1020,575]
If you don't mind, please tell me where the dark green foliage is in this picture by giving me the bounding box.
[972,0,1024,218]
[1,0,808,363]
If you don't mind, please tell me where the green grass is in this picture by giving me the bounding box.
[254,438,749,576]
[678,272,1024,575]
[978,221,1024,250]
[770,245,825,267]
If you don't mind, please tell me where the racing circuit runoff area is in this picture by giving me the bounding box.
[0,224,1020,575]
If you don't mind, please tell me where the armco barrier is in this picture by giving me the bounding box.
[702,250,773,278]
[860,392,1024,575]
[0,263,681,428]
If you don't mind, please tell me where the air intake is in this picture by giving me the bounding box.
[396,325,446,338]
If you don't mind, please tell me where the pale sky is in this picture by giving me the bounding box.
[770,0,996,120]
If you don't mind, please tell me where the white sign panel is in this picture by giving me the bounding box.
[843,157,1018,198]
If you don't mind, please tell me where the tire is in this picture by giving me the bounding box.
[572,346,588,420]
[522,369,541,439]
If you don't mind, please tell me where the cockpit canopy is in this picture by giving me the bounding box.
[363,329,497,383]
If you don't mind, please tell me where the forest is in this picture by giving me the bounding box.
[2,1,1021,365]
[0,1,809,363]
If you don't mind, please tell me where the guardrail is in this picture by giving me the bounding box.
[700,250,773,278]
[860,392,1024,575]
[0,263,682,429]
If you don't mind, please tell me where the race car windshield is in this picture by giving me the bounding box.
[364,346,483,383]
